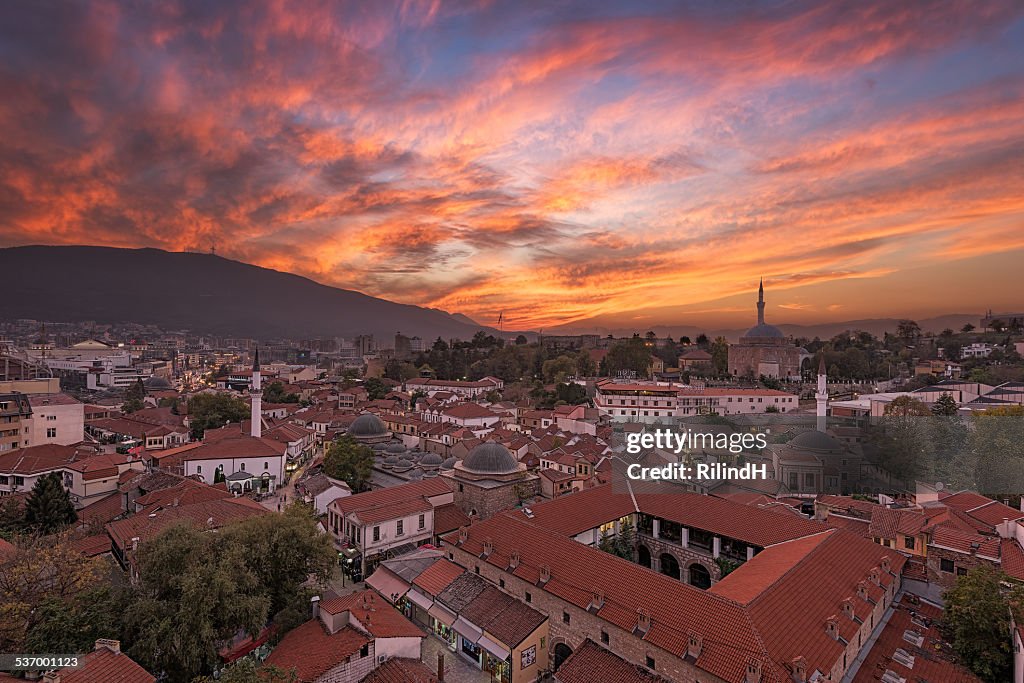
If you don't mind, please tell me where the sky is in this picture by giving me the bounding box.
[1,0,1023,332]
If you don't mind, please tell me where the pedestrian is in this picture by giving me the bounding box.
[277,502,281,512]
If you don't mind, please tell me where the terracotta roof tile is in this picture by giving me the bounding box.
[556,639,671,683]
[412,558,464,597]
[362,658,439,683]
[60,646,155,683]
[319,590,424,639]
[262,620,369,682]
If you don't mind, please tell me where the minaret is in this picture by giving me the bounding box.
[756,278,766,326]
[816,355,828,432]
[250,346,262,438]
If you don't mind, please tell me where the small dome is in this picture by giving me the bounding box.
[744,323,785,339]
[441,457,457,470]
[394,458,414,471]
[790,430,844,453]
[144,376,172,390]
[462,442,519,475]
[421,452,444,467]
[423,470,438,478]
[408,469,424,480]
[349,413,386,437]
[386,443,406,454]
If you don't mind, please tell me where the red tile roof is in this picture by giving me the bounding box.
[78,492,125,525]
[362,658,439,683]
[432,502,470,535]
[330,478,451,522]
[929,526,1001,560]
[319,590,424,639]
[412,558,464,597]
[1001,538,1024,580]
[69,533,113,557]
[851,595,981,683]
[180,434,286,460]
[446,509,902,683]
[0,444,91,475]
[106,497,268,550]
[60,646,155,683]
[556,639,671,683]
[263,620,369,682]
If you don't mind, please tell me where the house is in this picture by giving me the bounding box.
[301,472,351,515]
[327,478,454,578]
[25,392,84,446]
[34,638,154,683]
[263,590,425,683]
[180,435,287,494]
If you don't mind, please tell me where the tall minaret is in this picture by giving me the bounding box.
[756,278,766,326]
[250,346,262,438]
[816,355,828,432]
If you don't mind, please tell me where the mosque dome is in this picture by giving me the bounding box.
[394,458,414,471]
[421,452,444,468]
[385,443,406,454]
[462,442,519,475]
[744,323,785,339]
[144,376,172,390]
[382,455,399,469]
[789,430,845,454]
[349,414,387,437]
[441,457,457,470]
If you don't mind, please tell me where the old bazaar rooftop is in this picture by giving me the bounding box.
[517,483,826,549]
[443,511,901,683]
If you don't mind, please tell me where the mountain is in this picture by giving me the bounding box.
[0,245,500,341]
[548,315,983,342]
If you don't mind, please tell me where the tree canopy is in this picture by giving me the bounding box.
[324,435,375,492]
[187,393,249,439]
[24,472,77,534]
[942,565,1024,682]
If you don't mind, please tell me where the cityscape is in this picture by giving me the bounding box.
[1,2,1024,683]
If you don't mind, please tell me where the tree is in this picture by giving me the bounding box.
[24,472,77,534]
[931,393,959,416]
[514,335,528,345]
[554,382,588,405]
[604,337,654,377]
[542,355,577,384]
[896,319,922,342]
[710,336,729,375]
[187,393,249,439]
[0,535,107,653]
[25,585,126,655]
[324,436,374,492]
[613,519,635,560]
[961,323,975,333]
[263,381,299,404]
[363,377,388,400]
[884,396,931,417]
[123,378,146,413]
[942,565,1023,682]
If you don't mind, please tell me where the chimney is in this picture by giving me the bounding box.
[880,555,891,573]
[791,656,807,683]
[825,616,840,640]
[745,659,763,683]
[856,581,869,602]
[131,536,140,552]
[458,527,468,544]
[869,567,881,586]
[635,609,651,634]
[42,673,60,683]
[437,652,445,682]
[589,590,605,611]
[311,595,321,620]
[509,550,520,570]
[841,599,855,621]
[686,631,701,658]
[482,538,494,557]
[538,565,551,585]
[95,639,120,654]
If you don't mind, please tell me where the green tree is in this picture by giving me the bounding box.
[187,393,249,439]
[24,472,77,534]
[554,382,588,405]
[363,377,388,400]
[896,319,922,342]
[961,323,975,333]
[542,355,578,383]
[604,337,653,377]
[613,519,635,560]
[263,381,299,404]
[514,335,528,345]
[942,565,1023,682]
[25,585,126,654]
[710,336,729,375]
[931,393,959,416]
[324,435,374,492]
[123,378,146,413]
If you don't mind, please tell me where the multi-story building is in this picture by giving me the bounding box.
[594,381,798,422]
[0,392,32,452]
[25,392,84,446]
[327,478,455,578]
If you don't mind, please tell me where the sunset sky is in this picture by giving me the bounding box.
[1,0,1023,331]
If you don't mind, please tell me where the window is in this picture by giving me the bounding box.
[359,644,369,658]
[904,536,916,550]
[458,483,464,492]
[645,655,656,670]
[263,461,268,469]
[562,611,570,625]
[197,466,202,473]
[540,637,545,650]
[940,558,954,573]
[240,462,245,471]
[396,520,404,536]
[956,567,967,576]
[804,472,815,488]
[601,630,609,644]
[789,472,798,489]
[418,514,425,530]
[474,565,480,574]
[499,578,505,588]
[46,428,57,438]
[525,591,532,603]
[373,526,380,542]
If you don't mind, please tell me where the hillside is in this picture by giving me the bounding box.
[0,246,497,341]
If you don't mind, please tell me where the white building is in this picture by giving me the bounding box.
[26,393,84,446]
[961,343,995,359]
[594,381,799,422]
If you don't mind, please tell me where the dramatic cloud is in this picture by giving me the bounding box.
[1,0,1023,330]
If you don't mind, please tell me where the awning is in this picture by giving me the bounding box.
[477,635,510,661]
[452,617,482,644]
[406,587,433,610]
[338,546,361,560]
[427,603,456,626]
[365,568,410,604]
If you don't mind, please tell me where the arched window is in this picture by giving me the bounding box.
[637,545,652,568]
[689,563,711,589]
[659,553,680,580]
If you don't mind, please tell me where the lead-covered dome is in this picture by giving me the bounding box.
[790,430,844,454]
[349,413,386,437]
[462,442,519,475]
[744,322,784,338]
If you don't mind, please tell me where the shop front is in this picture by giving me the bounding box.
[453,616,484,668]
[428,603,458,652]
[479,635,512,683]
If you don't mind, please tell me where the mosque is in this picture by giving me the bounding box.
[727,280,808,381]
